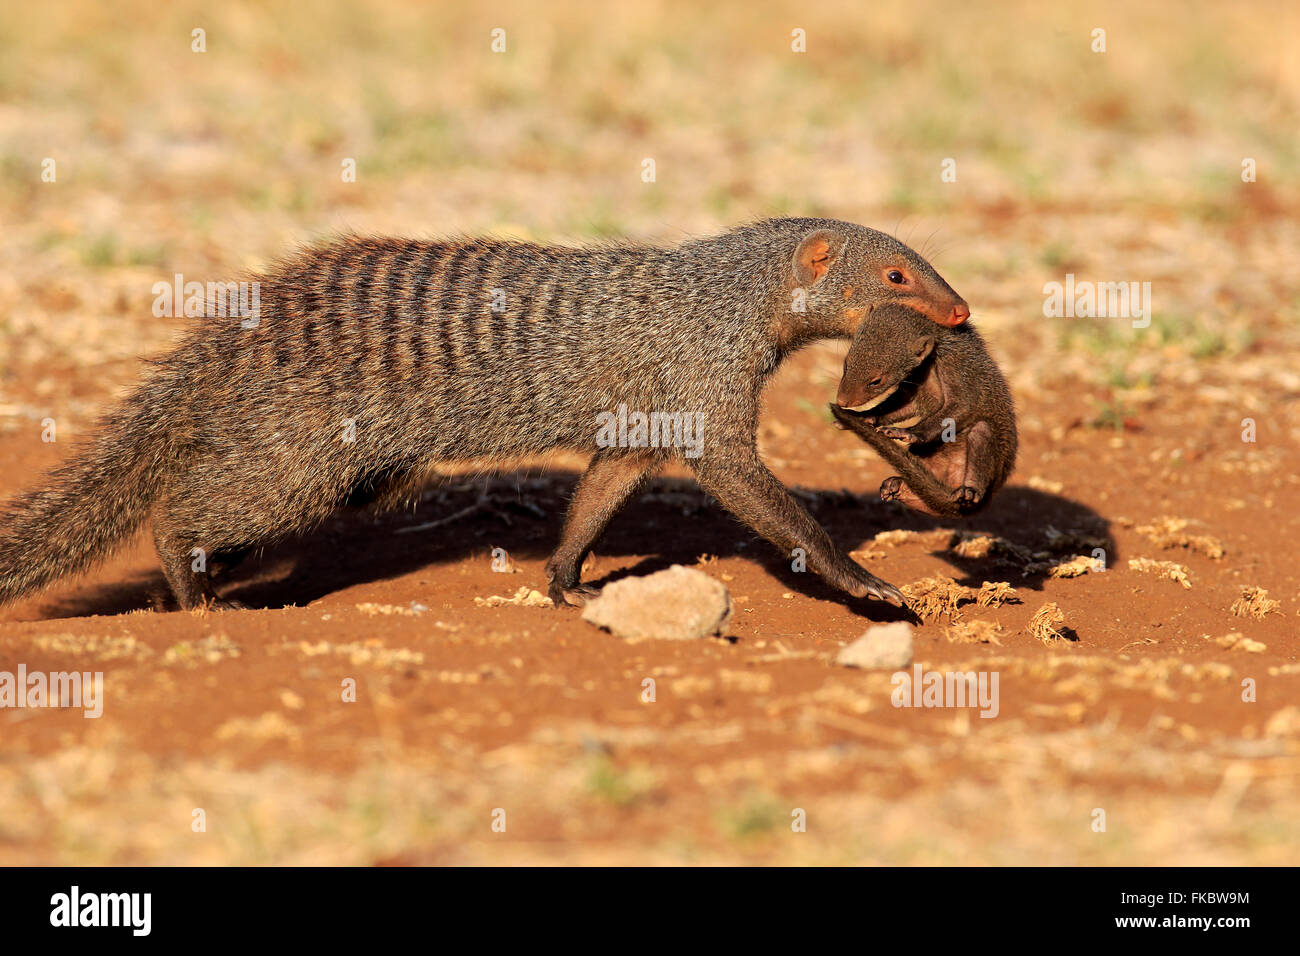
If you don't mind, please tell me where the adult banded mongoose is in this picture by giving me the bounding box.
[0,218,971,612]
[829,303,1017,517]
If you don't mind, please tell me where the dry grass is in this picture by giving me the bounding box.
[1231,586,1282,620]
[902,575,978,623]
[945,620,1004,645]
[1128,557,1193,589]
[1028,603,1070,646]
[976,581,1019,607]
[1135,517,1226,560]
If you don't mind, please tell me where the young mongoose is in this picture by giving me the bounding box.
[0,218,971,612]
[829,304,1017,517]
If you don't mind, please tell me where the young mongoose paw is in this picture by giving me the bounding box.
[879,476,905,501]
[548,583,600,608]
[952,486,983,511]
[876,426,918,444]
[828,403,874,427]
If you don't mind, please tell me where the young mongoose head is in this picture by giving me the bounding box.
[834,303,938,411]
[790,223,970,333]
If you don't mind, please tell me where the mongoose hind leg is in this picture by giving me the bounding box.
[150,473,308,610]
[546,449,663,607]
[951,421,998,515]
[150,450,350,609]
[152,524,246,611]
[208,546,251,578]
[689,447,903,606]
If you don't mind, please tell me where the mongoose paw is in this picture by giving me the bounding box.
[879,476,905,501]
[850,573,905,607]
[207,596,249,611]
[548,583,600,608]
[952,486,983,511]
[877,426,918,444]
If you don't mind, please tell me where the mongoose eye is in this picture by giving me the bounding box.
[887,270,906,284]
[868,376,883,387]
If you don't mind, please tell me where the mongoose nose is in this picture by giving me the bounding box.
[949,303,970,325]
[836,383,864,408]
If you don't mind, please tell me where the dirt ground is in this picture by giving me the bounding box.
[1,1,1298,864]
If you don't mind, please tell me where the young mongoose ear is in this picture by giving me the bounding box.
[911,334,936,361]
[792,229,844,286]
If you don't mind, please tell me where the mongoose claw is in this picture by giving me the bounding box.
[549,583,600,608]
[859,574,905,607]
[879,476,904,501]
[205,596,249,611]
[952,486,983,511]
[877,426,918,444]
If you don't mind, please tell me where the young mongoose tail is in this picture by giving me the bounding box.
[0,218,970,612]
[829,304,1017,518]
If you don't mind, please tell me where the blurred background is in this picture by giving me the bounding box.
[1,0,1296,403]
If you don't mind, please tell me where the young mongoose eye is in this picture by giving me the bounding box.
[887,269,906,284]
[868,375,884,387]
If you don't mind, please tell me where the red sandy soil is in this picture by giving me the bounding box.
[1,343,1296,865]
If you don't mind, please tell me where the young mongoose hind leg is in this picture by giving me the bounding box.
[689,447,903,606]
[880,475,945,517]
[952,421,997,513]
[545,449,663,607]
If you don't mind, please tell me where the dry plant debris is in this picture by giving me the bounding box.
[1230,586,1280,620]
[945,621,1005,645]
[1206,632,1267,653]
[1028,603,1070,646]
[1136,516,1226,559]
[1127,558,1193,589]
[474,587,554,608]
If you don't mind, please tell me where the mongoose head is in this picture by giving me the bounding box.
[791,224,969,332]
[834,303,937,412]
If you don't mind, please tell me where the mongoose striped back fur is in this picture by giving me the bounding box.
[0,217,969,611]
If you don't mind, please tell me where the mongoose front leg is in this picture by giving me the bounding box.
[545,449,663,607]
[689,446,903,606]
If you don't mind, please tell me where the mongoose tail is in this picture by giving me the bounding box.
[0,375,182,604]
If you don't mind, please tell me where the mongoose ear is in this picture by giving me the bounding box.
[793,229,844,286]
[911,335,936,361]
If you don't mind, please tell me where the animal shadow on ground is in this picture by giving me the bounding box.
[39,471,1113,621]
